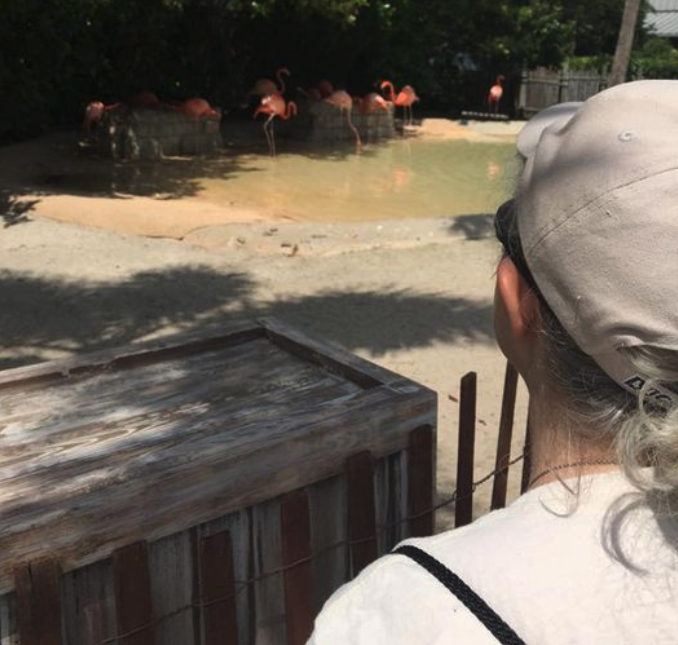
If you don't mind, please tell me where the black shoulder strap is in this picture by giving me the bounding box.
[393,545,526,645]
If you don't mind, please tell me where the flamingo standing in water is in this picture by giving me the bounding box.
[354,92,389,115]
[254,92,297,155]
[380,81,419,126]
[325,90,362,151]
[488,75,505,113]
[249,67,291,97]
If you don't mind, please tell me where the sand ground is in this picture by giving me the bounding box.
[0,117,529,527]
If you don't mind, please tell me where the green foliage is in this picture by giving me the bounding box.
[565,55,612,72]
[631,35,678,79]
[0,0,662,140]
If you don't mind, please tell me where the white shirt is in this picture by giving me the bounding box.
[308,472,678,644]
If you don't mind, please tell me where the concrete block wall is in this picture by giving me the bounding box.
[96,108,223,160]
[303,100,395,142]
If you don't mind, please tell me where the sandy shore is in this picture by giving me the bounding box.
[0,117,529,526]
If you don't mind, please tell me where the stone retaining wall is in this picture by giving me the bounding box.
[300,100,395,142]
[95,108,223,160]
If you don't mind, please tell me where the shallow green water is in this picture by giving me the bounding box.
[202,137,519,222]
[36,134,519,224]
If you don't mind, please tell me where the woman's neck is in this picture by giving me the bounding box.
[526,395,619,489]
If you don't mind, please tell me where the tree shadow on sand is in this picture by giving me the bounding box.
[5,130,264,202]
[448,213,495,241]
[264,288,494,357]
[0,265,494,370]
[0,188,40,227]
[32,152,263,200]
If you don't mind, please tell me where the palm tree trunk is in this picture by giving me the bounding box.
[609,0,642,86]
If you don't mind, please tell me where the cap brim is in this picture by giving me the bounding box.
[517,102,582,158]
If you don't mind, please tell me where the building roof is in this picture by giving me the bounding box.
[646,0,678,38]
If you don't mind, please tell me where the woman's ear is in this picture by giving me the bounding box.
[494,257,541,371]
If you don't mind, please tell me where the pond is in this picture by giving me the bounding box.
[26,127,521,238]
[199,137,519,222]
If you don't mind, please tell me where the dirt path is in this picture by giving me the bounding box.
[0,118,529,525]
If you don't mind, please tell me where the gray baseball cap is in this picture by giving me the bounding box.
[516,80,678,406]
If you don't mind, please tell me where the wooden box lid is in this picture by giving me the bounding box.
[0,318,436,591]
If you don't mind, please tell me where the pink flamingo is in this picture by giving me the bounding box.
[82,100,123,134]
[130,91,162,109]
[297,79,334,101]
[354,92,389,115]
[179,98,220,119]
[316,79,334,99]
[298,86,322,101]
[380,81,419,126]
[253,92,297,155]
[488,75,505,113]
[325,90,362,151]
[250,67,291,97]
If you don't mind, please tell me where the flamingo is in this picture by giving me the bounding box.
[324,90,362,151]
[488,75,505,113]
[316,79,334,99]
[130,91,162,109]
[297,80,334,101]
[82,100,123,134]
[253,92,297,156]
[249,67,291,97]
[354,92,389,115]
[380,81,419,126]
[179,98,220,119]
[297,86,322,101]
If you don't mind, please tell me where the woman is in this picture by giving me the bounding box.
[308,80,678,643]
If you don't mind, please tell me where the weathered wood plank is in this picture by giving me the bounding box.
[113,541,155,645]
[520,415,532,495]
[61,559,116,645]
[200,531,239,645]
[0,324,263,391]
[0,384,434,592]
[0,321,436,594]
[0,341,358,459]
[308,476,347,615]
[346,452,378,576]
[455,372,477,528]
[148,532,195,644]
[251,499,286,645]
[196,510,251,645]
[407,425,435,537]
[259,318,412,389]
[280,492,314,645]
[375,451,408,550]
[0,592,18,645]
[15,558,62,645]
[490,362,518,511]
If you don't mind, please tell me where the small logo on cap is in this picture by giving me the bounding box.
[625,376,645,391]
[624,375,674,409]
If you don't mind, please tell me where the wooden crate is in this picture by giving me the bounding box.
[0,318,436,644]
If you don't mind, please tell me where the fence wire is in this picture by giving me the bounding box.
[100,452,525,643]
